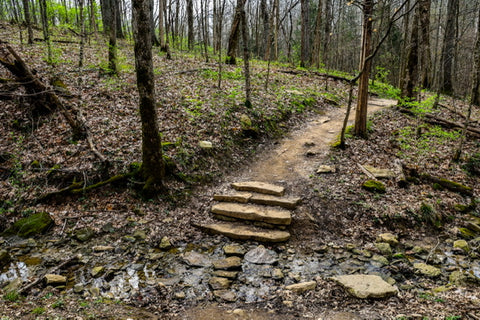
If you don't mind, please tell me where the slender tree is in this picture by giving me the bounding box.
[240,4,251,107]
[226,0,247,64]
[132,0,165,196]
[419,0,432,88]
[187,0,194,50]
[402,1,420,100]
[440,0,458,95]
[39,0,52,64]
[22,0,33,44]
[300,0,310,68]
[354,0,374,138]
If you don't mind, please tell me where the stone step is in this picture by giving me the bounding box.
[213,192,300,210]
[249,194,300,209]
[213,193,252,203]
[231,181,285,196]
[211,203,291,226]
[195,222,290,242]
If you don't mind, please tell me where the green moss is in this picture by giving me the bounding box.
[362,180,386,193]
[459,227,476,239]
[3,212,53,238]
[30,160,41,168]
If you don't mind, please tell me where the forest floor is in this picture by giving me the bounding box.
[0,24,480,319]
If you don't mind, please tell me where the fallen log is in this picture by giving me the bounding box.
[0,45,87,140]
[278,69,352,82]
[420,174,474,196]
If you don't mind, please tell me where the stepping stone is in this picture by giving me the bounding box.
[231,181,285,196]
[363,165,395,179]
[212,203,291,225]
[196,222,290,242]
[332,275,397,299]
[249,194,301,209]
[213,193,252,203]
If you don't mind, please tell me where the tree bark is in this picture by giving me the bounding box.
[187,0,194,50]
[311,0,323,68]
[402,2,420,100]
[39,0,52,64]
[440,0,458,95]
[240,5,251,108]
[132,0,165,195]
[470,6,480,107]
[354,0,374,138]
[108,0,117,75]
[419,0,432,89]
[226,0,246,65]
[22,0,34,44]
[300,0,310,68]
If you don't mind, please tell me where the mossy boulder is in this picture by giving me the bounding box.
[0,249,11,268]
[362,180,386,193]
[3,212,53,238]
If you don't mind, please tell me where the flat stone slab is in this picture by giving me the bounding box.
[196,223,290,242]
[249,194,301,209]
[285,281,317,293]
[212,203,291,225]
[363,165,395,179]
[332,274,397,299]
[212,256,243,270]
[231,181,285,196]
[213,193,252,203]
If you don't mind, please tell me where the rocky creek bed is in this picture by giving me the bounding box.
[1,226,480,319]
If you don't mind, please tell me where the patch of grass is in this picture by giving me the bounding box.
[3,291,20,302]
[31,307,46,315]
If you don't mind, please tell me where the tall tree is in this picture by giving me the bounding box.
[260,0,269,59]
[240,3,251,107]
[440,0,458,95]
[132,0,165,196]
[187,0,194,50]
[226,0,247,65]
[311,0,323,68]
[354,0,374,138]
[22,0,33,44]
[402,1,420,100]
[470,6,480,107]
[39,0,52,64]
[300,0,310,68]
[419,0,432,88]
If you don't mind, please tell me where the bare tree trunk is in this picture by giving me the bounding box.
[300,0,310,68]
[402,2,420,100]
[78,0,85,68]
[398,0,410,89]
[419,0,432,89]
[132,0,165,196]
[226,0,246,65]
[158,0,166,48]
[354,0,374,138]
[440,0,458,95]
[108,0,117,75]
[240,6,251,108]
[311,0,323,68]
[22,0,34,44]
[260,0,269,60]
[39,0,52,64]
[187,0,194,50]
[470,6,480,107]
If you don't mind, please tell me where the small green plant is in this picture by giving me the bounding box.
[52,298,65,308]
[445,316,461,320]
[3,291,20,302]
[31,307,46,315]
[370,67,400,99]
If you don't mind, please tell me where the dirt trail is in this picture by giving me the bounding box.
[242,97,397,182]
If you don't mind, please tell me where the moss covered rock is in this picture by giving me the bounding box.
[0,249,11,268]
[362,180,386,193]
[3,212,53,238]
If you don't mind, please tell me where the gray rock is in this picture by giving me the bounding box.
[376,233,399,246]
[159,236,172,250]
[244,245,278,265]
[75,228,95,242]
[212,256,242,270]
[223,244,246,256]
[183,251,212,268]
[133,229,147,241]
[73,283,84,293]
[209,277,231,290]
[332,274,398,298]
[285,281,316,293]
[375,242,392,256]
[45,274,67,285]
[213,289,237,302]
[413,263,441,277]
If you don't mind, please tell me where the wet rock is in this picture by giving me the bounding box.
[413,263,441,277]
[133,229,147,241]
[183,251,212,268]
[93,246,115,252]
[285,281,316,294]
[91,266,105,277]
[159,236,172,250]
[371,255,389,266]
[212,270,238,279]
[377,233,399,246]
[332,274,397,298]
[209,277,231,290]
[75,228,95,242]
[362,180,386,193]
[272,268,284,280]
[316,165,336,174]
[45,274,67,285]
[0,249,11,268]
[375,242,392,256]
[73,284,84,294]
[244,245,278,265]
[223,244,246,257]
[3,212,53,238]
[213,289,237,302]
[212,256,242,270]
[453,240,470,252]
